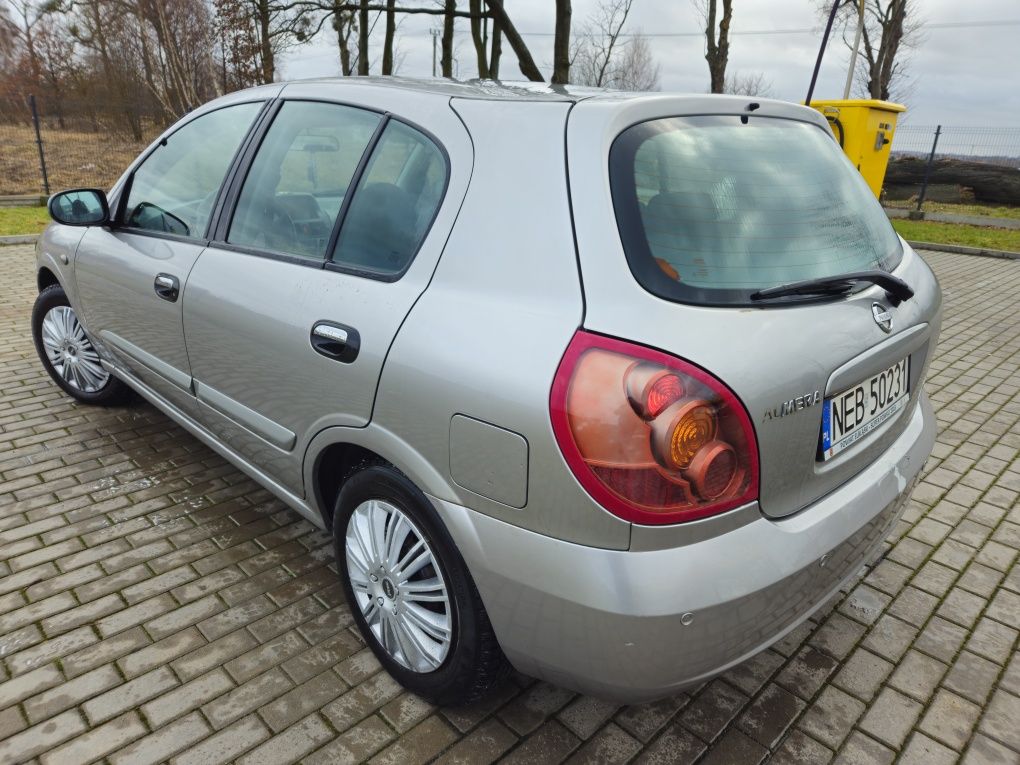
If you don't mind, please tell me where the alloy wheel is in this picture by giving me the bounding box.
[345,498,453,673]
[39,305,110,393]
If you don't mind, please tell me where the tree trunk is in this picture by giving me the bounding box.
[469,0,488,78]
[333,0,354,75]
[382,0,395,74]
[484,0,542,81]
[551,0,571,84]
[135,2,163,115]
[875,0,906,100]
[441,0,455,77]
[489,22,501,78]
[358,0,369,75]
[704,0,732,94]
[257,0,275,82]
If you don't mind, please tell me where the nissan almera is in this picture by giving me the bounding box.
[33,78,939,704]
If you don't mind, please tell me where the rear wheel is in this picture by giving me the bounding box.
[31,284,130,405]
[333,463,510,705]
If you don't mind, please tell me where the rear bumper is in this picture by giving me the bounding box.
[432,393,936,702]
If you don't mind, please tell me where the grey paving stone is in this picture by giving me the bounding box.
[832,731,895,765]
[797,686,865,750]
[978,689,1020,752]
[888,649,948,702]
[919,689,982,750]
[858,687,923,749]
[962,733,1020,765]
[833,648,894,702]
[769,729,834,765]
[944,651,1002,705]
[899,732,958,765]
[737,683,805,749]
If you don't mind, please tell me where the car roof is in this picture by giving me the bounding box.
[274,76,724,103]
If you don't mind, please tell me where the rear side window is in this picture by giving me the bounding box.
[330,120,447,277]
[228,101,382,260]
[609,115,903,306]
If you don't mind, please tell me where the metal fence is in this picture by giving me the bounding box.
[888,125,1020,208]
[0,92,167,198]
[3,91,1020,208]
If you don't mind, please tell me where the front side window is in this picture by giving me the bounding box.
[124,102,262,238]
[610,115,903,306]
[330,120,447,276]
[228,101,381,259]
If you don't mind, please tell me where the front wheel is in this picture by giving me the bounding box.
[333,463,511,705]
[31,284,130,406]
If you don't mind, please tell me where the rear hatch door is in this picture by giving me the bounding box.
[566,95,941,519]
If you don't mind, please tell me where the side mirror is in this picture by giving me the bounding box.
[47,189,110,227]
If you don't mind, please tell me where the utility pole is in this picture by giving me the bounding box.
[430,28,440,76]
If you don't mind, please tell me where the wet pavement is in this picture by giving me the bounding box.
[0,244,1018,764]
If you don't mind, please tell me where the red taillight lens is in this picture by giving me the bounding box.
[626,364,685,419]
[550,331,759,524]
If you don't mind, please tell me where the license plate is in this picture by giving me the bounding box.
[821,357,910,460]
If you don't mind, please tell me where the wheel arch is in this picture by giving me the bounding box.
[305,424,459,531]
[37,267,60,292]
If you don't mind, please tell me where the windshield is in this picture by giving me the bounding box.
[609,114,903,306]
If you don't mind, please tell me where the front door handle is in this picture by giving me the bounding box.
[310,321,360,363]
[154,273,180,302]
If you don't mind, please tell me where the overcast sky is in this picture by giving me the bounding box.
[281,1,1020,130]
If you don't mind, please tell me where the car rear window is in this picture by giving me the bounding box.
[609,115,903,306]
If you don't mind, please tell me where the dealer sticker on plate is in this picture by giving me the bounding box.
[821,357,910,460]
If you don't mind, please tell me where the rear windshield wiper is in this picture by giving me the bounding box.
[750,270,914,305]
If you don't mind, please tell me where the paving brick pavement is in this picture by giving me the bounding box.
[0,242,1018,764]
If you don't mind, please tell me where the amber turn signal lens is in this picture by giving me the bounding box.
[652,400,716,470]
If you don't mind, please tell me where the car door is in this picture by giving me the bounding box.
[183,89,468,494]
[74,100,266,413]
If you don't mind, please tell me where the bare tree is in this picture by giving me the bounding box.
[215,0,264,88]
[570,0,631,88]
[612,32,658,90]
[828,0,922,101]
[694,0,732,94]
[723,70,772,97]
[571,0,659,91]
[330,0,356,75]
[4,0,59,83]
[483,0,542,81]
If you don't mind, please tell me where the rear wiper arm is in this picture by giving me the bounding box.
[750,270,914,305]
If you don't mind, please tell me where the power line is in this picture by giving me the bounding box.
[514,18,1020,37]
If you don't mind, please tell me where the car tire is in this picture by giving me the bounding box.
[333,462,511,706]
[31,284,131,406]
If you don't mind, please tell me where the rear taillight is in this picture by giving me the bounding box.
[550,331,759,524]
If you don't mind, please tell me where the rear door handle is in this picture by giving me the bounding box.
[310,321,360,363]
[154,273,180,302]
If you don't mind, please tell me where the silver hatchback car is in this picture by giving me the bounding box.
[33,78,939,705]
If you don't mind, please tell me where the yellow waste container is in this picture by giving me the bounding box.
[808,99,906,198]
